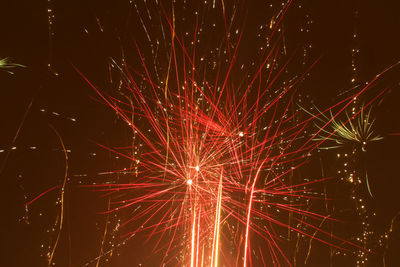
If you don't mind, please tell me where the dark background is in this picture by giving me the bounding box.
[1,0,400,266]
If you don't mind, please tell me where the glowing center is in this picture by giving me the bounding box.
[239,131,244,137]
[187,179,193,185]
[195,165,200,172]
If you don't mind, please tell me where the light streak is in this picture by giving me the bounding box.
[0,57,26,74]
[47,124,68,267]
[211,171,223,267]
[191,207,197,267]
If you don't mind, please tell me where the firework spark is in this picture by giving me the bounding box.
[310,104,383,152]
[0,57,25,74]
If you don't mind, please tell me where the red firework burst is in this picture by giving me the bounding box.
[74,1,393,266]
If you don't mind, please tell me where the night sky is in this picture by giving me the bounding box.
[2,1,400,266]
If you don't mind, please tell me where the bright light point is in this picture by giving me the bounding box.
[187,179,193,185]
[195,165,200,172]
[239,131,244,137]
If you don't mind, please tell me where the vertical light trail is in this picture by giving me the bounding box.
[214,172,223,267]
[243,183,255,267]
[191,208,197,267]
[211,171,223,267]
[243,160,267,267]
[196,207,201,267]
[189,167,197,267]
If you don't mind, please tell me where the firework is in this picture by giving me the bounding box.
[0,57,25,74]
[309,104,383,152]
[4,0,398,266]
[76,1,386,265]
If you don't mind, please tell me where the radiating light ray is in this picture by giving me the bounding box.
[311,104,383,152]
[0,57,25,74]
